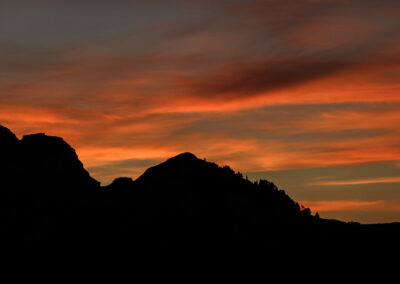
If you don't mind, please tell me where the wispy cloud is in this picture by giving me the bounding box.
[308,177,400,186]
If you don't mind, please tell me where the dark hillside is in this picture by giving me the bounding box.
[0,125,399,255]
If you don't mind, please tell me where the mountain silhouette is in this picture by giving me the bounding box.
[0,125,399,256]
[1,126,98,189]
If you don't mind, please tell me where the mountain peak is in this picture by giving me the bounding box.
[21,132,64,144]
[20,133,81,166]
[168,152,199,162]
[0,125,19,146]
[134,152,209,185]
[18,131,99,188]
[155,152,204,170]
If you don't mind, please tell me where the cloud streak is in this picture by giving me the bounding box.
[308,177,400,186]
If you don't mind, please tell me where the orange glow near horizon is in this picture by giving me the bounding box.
[301,200,400,213]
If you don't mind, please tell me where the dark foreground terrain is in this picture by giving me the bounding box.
[0,125,399,256]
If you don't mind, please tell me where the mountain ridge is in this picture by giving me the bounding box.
[0,124,399,255]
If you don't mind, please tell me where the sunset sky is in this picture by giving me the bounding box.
[1,0,400,223]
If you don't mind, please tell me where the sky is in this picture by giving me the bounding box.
[1,0,400,223]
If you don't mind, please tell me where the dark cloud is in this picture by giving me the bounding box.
[183,59,356,99]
